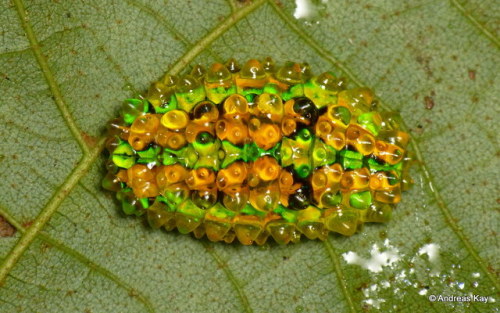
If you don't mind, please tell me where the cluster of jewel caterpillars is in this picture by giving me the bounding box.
[103,58,411,245]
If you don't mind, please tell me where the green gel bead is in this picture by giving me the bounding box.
[300,63,312,81]
[241,204,265,217]
[339,150,363,169]
[332,106,351,125]
[280,138,293,167]
[243,142,260,162]
[205,63,237,103]
[350,191,372,210]
[194,156,220,171]
[193,135,221,170]
[296,165,312,179]
[162,146,198,168]
[137,146,161,164]
[364,201,392,223]
[358,112,382,135]
[321,191,342,207]
[303,72,342,109]
[154,94,178,114]
[161,151,177,166]
[112,142,136,169]
[120,99,146,124]
[207,85,237,104]
[312,138,336,168]
[162,192,184,211]
[139,198,150,209]
[240,88,264,98]
[263,83,280,95]
[175,75,206,112]
[208,203,236,219]
[274,205,298,223]
[156,195,177,211]
[177,146,199,168]
[116,187,132,201]
[263,57,275,72]
[177,200,206,219]
[122,200,137,215]
[367,158,402,176]
[281,84,304,101]
[221,141,244,168]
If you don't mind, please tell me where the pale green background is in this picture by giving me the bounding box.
[0,0,498,312]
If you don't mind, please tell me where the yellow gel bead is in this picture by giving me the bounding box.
[369,171,396,190]
[374,185,402,204]
[223,94,249,117]
[185,122,214,144]
[267,221,297,245]
[249,181,280,212]
[346,124,375,155]
[215,119,248,145]
[157,164,189,187]
[281,117,297,136]
[186,168,216,190]
[205,63,231,84]
[175,213,202,234]
[133,180,159,198]
[253,156,281,181]
[235,59,267,89]
[128,132,154,151]
[251,123,282,150]
[130,114,160,134]
[276,62,304,84]
[233,216,264,245]
[374,141,405,165]
[222,186,249,212]
[324,209,359,236]
[240,59,266,79]
[378,130,410,149]
[161,109,189,129]
[256,93,284,121]
[217,162,248,190]
[340,168,370,192]
[204,220,232,242]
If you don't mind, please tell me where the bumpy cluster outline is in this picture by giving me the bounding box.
[103,58,411,245]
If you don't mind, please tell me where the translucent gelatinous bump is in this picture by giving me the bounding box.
[103,58,412,244]
[161,110,189,130]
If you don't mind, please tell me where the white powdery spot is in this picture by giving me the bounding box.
[293,0,313,19]
[364,298,386,309]
[293,0,329,19]
[418,243,440,262]
[342,240,400,273]
[418,243,441,276]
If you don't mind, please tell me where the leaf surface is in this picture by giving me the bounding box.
[0,0,498,312]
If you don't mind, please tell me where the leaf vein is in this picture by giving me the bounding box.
[0,136,106,287]
[166,0,266,76]
[323,240,358,313]
[12,0,90,154]
[450,0,500,48]
[0,208,155,313]
[202,243,253,313]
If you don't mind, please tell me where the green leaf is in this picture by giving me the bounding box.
[0,0,498,312]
